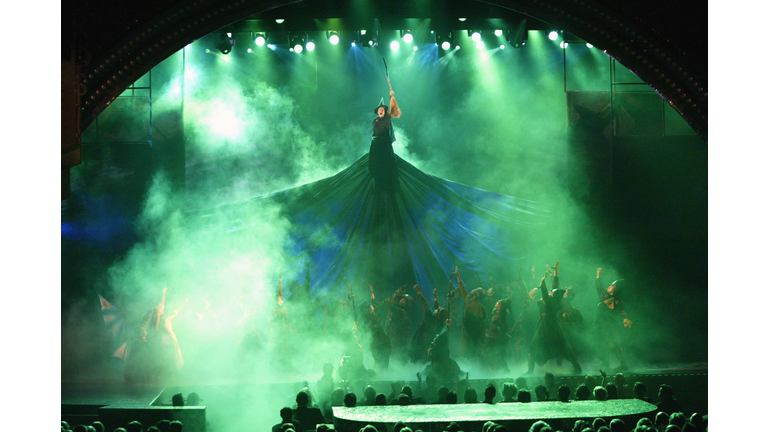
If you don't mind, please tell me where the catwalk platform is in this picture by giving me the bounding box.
[333,399,657,431]
[61,361,706,432]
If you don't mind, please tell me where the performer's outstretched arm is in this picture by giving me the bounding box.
[388,84,401,118]
[158,287,167,310]
[538,273,549,304]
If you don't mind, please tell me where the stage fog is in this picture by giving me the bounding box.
[61,29,706,431]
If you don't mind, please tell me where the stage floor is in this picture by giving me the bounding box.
[62,361,707,432]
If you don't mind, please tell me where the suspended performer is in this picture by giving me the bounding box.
[370,77,401,194]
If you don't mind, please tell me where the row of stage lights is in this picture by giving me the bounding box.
[213,28,593,54]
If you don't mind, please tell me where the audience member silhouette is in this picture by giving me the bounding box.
[534,384,550,401]
[656,384,683,414]
[126,421,143,432]
[593,386,608,401]
[272,407,304,432]
[344,392,357,407]
[293,390,326,431]
[483,383,497,404]
[464,387,478,403]
[518,389,532,402]
[363,385,377,406]
[435,385,450,404]
[592,418,607,431]
[633,382,652,403]
[655,411,670,430]
[501,382,518,402]
[609,418,626,432]
[557,384,571,402]
[575,384,591,401]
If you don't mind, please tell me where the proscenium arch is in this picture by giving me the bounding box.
[72,0,706,142]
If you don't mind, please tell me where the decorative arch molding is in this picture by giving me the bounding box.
[70,0,706,141]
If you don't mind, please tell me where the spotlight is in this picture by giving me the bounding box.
[586,43,594,48]
[215,33,234,55]
[560,41,568,49]
[390,40,400,51]
[469,30,482,42]
[290,32,307,53]
[506,20,528,48]
[306,40,316,51]
[359,30,377,47]
[436,31,454,50]
[549,30,560,41]
[476,41,485,50]
[400,30,414,44]
[494,29,503,37]
[254,32,267,47]
[327,31,340,45]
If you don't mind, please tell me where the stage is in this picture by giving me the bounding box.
[61,362,707,432]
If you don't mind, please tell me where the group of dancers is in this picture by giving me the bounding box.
[117,260,632,384]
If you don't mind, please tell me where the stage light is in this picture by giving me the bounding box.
[549,30,560,41]
[254,33,266,47]
[359,30,377,48]
[290,33,307,53]
[560,41,568,49]
[494,29,503,37]
[436,31,454,50]
[390,40,400,51]
[476,41,485,50]
[327,31,340,45]
[401,30,414,44]
[469,30,482,42]
[306,40,316,51]
[215,33,234,55]
[586,43,594,48]
[413,46,418,51]
[506,20,528,48]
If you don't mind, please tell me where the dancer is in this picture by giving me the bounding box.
[455,267,487,361]
[385,283,413,364]
[526,263,582,374]
[424,317,462,381]
[481,297,513,372]
[369,78,401,194]
[137,287,187,380]
[409,285,449,364]
[594,267,633,370]
[359,284,392,372]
